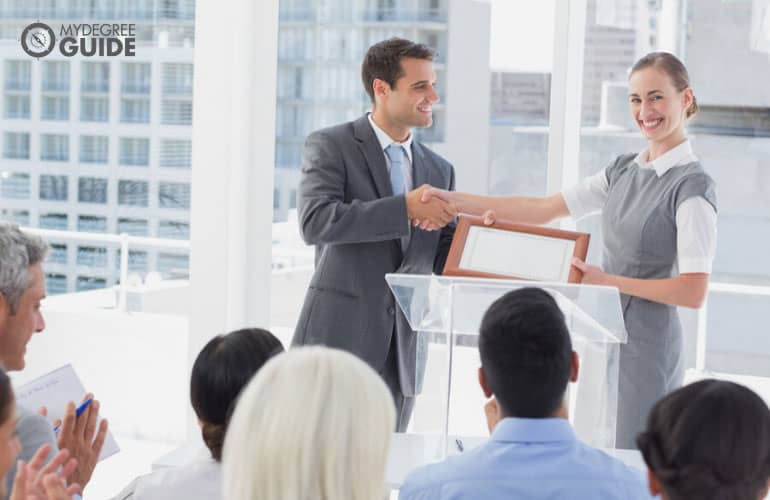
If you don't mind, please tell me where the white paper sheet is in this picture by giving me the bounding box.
[16,364,120,461]
[459,226,575,282]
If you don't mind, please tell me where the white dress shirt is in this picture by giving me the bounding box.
[562,140,717,274]
[367,112,414,193]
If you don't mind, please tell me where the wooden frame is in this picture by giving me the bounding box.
[443,214,590,284]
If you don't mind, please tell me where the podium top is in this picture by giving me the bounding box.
[386,274,627,343]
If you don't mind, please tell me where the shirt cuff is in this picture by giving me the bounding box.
[678,257,712,274]
[561,187,586,220]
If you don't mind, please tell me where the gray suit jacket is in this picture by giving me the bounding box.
[5,405,59,499]
[292,115,455,396]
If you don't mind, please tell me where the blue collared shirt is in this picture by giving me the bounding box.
[399,418,652,500]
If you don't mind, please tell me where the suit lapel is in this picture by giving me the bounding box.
[353,115,392,198]
[411,141,434,189]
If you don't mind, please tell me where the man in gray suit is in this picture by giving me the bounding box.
[292,38,457,431]
[0,222,107,496]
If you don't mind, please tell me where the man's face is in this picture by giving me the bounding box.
[0,264,46,371]
[380,57,439,129]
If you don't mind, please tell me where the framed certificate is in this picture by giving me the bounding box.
[443,214,590,283]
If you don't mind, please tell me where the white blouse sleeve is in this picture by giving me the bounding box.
[561,168,609,220]
[676,196,717,274]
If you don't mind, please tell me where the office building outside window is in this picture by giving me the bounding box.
[40,134,69,161]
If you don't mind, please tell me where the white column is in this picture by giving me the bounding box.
[188,0,278,432]
[437,0,491,194]
[547,0,587,229]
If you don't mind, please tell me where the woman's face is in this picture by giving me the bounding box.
[628,66,692,147]
[0,400,20,497]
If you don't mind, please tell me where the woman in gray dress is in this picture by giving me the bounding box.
[419,52,717,449]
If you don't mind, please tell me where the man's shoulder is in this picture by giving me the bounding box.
[570,442,649,492]
[309,118,362,144]
[16,405,53,436]
[400,445,486,499]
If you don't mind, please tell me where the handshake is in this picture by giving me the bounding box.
[405,185,497,231]
[405,184,456,231]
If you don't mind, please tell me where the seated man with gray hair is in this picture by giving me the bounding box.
[0,222,108,497]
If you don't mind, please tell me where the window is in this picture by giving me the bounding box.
[76,276,107,291]
[4,61,30,91]
[162,63,193,95]
[77,215,107,233]
[40,134,69,161]
[41,61,70,92]
[119,138,150,166]
[117,218,149,236]
[77,246,107,267]
[121,63,151,94]
[120,97,150,123]
[161,100,192,125]
[47,245,68,264]
[39,213,68,230]
[46,273,68,295]
[158,220,190,239]
[0,173,30,199]
[41,96,69,120]
[118,180,149,206]
[39,175,68,201]
[80,97,109,122]
[78,177,108,203]
[157,252,189,276]
[80,136,109,164]
[159,139,191,168]
[3,132,30,159]
[158,182,190,209]
[81,62,110,93]
[116,249,148,272]
[4,95,30,119]
[0,209,29,226]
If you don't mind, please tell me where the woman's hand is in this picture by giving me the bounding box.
[571,257,613,286]
[10,444,80,500]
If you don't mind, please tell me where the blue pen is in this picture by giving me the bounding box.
[53,397,93,435]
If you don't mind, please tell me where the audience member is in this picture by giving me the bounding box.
[223,346,395,500]
[399,287,651,500]
[638,379,770,500]
[0,222,107,497]
[0,367,80,499]
[111,328,283,499]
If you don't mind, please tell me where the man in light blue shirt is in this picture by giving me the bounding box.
[399,287,651,500]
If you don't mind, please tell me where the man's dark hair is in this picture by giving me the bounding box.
[190,327,284,461]
[361,37,436,102]
[478,288,572,418]
[637,379,770,500]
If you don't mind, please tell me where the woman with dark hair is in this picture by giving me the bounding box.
[0,369,79,500]
[419,52,716,447]
[637,379,770,500]
[112,328,283,500]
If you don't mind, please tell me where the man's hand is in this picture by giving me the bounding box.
[10,444,80,500]
[405,184,457,231]
[55,394,108,488]
[484,397,501,434]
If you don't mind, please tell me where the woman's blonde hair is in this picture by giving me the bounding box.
[222,346,396,500]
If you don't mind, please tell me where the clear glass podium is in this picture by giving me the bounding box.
[386,274,627,458]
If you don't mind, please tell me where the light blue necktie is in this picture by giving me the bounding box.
[385,144,406,196]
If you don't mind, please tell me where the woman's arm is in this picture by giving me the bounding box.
[572,258,709,309]
[422,189,570,225]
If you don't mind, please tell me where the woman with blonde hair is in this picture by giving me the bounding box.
[223,346,395,500]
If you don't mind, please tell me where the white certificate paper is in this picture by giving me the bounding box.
[458,226,575,282]
[16,364,120,461]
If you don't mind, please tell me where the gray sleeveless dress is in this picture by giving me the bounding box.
[602,154,717,449]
